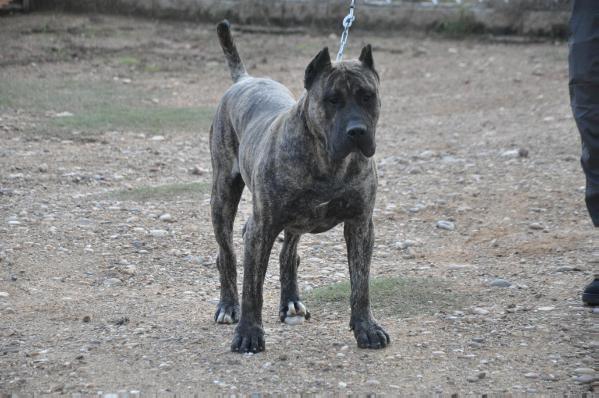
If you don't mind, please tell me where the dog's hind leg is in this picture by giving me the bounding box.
[279,231,310,323]
[210,121,244,324]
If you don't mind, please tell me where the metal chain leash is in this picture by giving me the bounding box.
[336,0,356,62]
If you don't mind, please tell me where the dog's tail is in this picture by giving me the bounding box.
[216,20,248,83]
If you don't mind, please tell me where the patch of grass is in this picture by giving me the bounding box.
[435,9,485,36]
[51,105,213,133]
[107,182,209,202]
[308,276,463,317]
[0,78,213,135]
[143,64,162,73]
[118,56,140,66]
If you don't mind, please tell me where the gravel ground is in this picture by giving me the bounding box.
[0,12,597,395]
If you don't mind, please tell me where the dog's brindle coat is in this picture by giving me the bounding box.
[210,21,389,353]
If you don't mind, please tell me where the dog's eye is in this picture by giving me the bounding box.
[361,93,374,103]
[325,95,341,105]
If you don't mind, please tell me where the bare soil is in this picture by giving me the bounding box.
[0,12,597,395]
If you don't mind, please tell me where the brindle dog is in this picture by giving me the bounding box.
[210,20,389,353]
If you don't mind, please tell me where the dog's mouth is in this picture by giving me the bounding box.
[330,136,376,161]
[357,140,376,158]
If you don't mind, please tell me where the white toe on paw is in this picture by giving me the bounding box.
[284,316,305,326]
[287,301,296,316]
[296,302,306,316]
[223,313,233,324]
[217,311,225,323]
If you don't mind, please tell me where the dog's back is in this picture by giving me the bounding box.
[214,21,295,150]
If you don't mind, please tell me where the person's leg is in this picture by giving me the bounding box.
[569,0,599,305]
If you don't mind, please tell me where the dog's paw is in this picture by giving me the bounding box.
[214,302,240,324]
[230,323,265,353]
[279,300,311,324]
[351,319,390,349]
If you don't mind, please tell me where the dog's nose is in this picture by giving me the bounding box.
[347,126,367,139]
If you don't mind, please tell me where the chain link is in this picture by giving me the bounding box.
[336,0,356,62]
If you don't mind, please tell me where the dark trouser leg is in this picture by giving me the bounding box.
[569,0,599,227]
[570,0,599,303]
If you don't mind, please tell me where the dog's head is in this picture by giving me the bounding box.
[304,45,380,161]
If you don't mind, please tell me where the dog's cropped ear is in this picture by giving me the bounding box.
[305,47,331,90]
[359,44,379,80]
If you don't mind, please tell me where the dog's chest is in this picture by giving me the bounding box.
[284,191,365,234]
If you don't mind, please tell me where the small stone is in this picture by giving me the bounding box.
[190,165,208,175]
[466,375,479,383]
[529,222,545,230]
[490,278,511,288]
[338,381,347,388]
[447,263,476,270]
[0,292,9,298]
[159,213,175,223]
[149,229,168,237]
[501,149,519,158]
[573,368,596,375]
[524,372,539,379]
[472,307,489,315]
[436,220,455,231]
[555,266,582,272]
[38,163,49,173]
[366,379,380,385]
[54,111,74,117]
[284,316,305,326]
[104,278,122,287]
[121,265,137,276]
[518,148,529,158]
[537,306,555,311]
[575,375,596,384]
[82,315,91,323]
[471,337,485,343]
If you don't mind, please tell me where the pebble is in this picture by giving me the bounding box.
[554,266,582,272]
[524,372,539,379]
[284,316,305,326]
[447,263,476,270]
[490,278,511,288]
[104,278,123,287]
[537,306,555,311]
[529,222,545,230]
[472,307,489,315]
[575,375,596,384]
[573,368,596,375]
[190,165,208,175]
[0,292,9,298]
[38,163,49,173]
[436,220,455,231]
[149,229,168,237]
[338,381,347,388]
[159,213,175,223]
[394,240,418,250]
[466,372,485,382]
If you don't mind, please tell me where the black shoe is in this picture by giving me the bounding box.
[582,278,599,306]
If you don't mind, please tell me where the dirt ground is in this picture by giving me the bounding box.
[0,12,597,395]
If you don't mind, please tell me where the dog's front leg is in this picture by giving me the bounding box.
[230,215,277,353]
[344,217,390,349]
